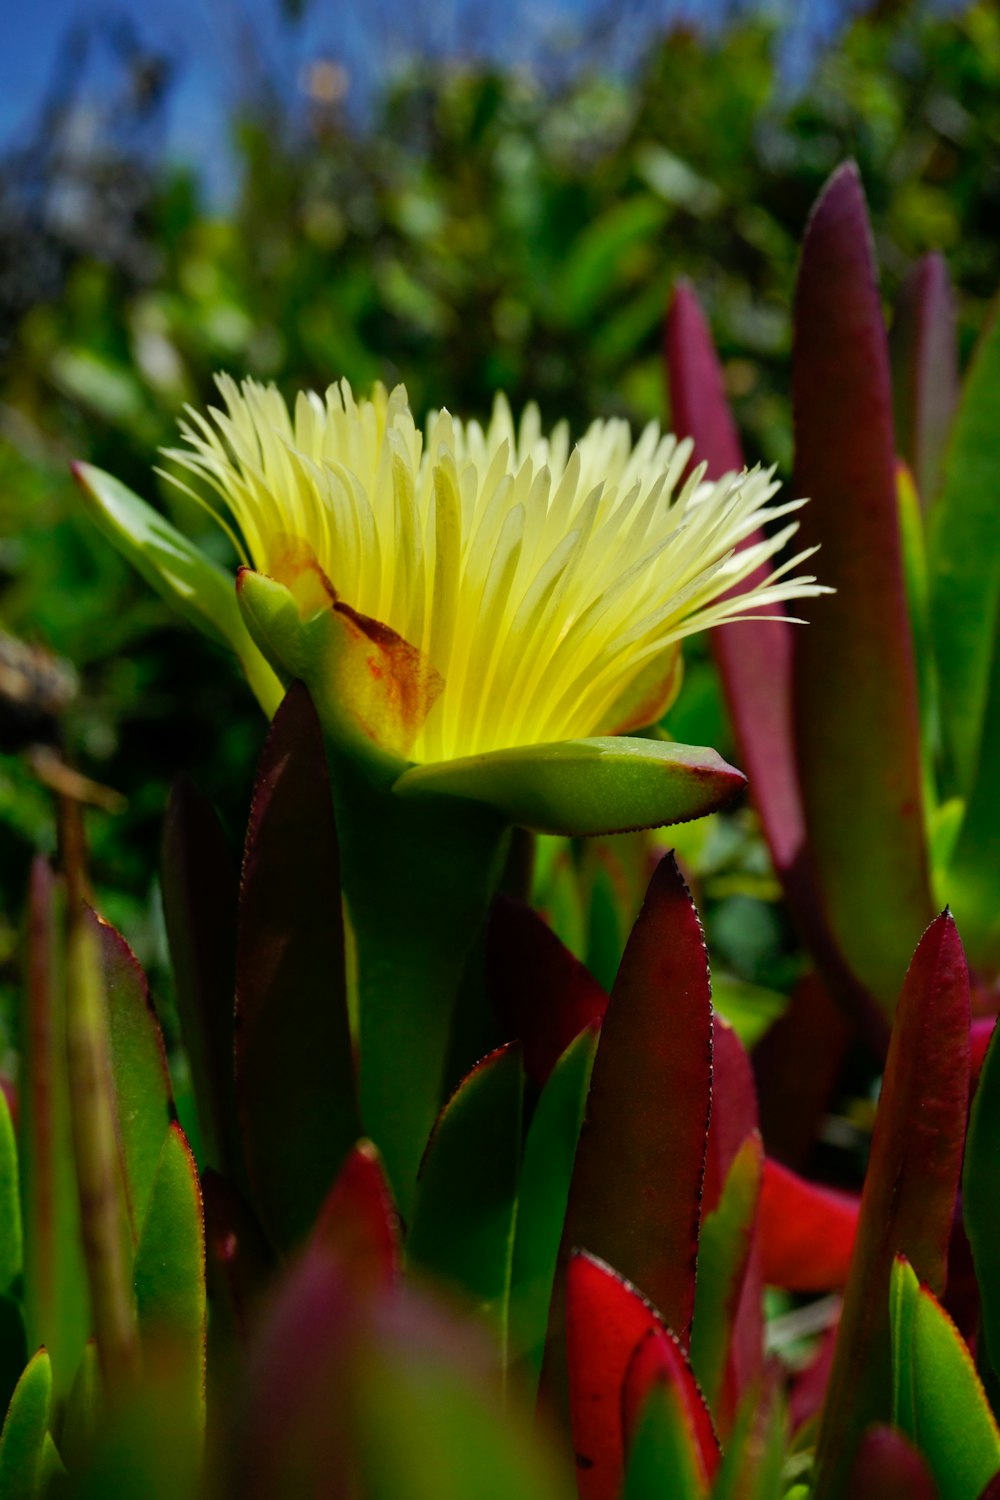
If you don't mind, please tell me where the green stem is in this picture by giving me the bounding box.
[328,751,509,1219]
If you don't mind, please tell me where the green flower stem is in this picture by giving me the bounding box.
[328,750,510,1220]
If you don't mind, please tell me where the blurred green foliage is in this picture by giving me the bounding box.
[2,0,999,1028]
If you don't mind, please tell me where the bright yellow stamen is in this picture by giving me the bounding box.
[164,376,829,764]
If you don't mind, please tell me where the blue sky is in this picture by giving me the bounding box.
[0,0,955,178]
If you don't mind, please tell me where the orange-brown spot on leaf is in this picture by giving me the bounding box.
[270,535,338,620]
[333,599,444,758]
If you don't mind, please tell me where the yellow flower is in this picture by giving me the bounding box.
[163,375,827,765]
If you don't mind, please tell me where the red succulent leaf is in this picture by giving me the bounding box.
[310,1141,401,1291]
[562,853,712,1344]
[623,1327,720,1487]
[759,1159,859,1292]
[849,1426,939,1500]
[890,253,959,509]
[566,1251,716,1500]
[792,161,934,1014]
[813,910,970,1498]
[486,895,608,1085]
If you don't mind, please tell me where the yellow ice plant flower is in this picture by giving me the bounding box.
[164,375,828,765]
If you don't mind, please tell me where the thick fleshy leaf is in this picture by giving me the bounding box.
[330,745,510,1220]
[60,1339,100,1475]
[789,1322,838,1437]
[0,1088,21,1296]
[0,1347,53,1500]
[134,1123,206,1444]
[711,1382,787,1500]
[90,911,174,1241]
[929,291,1000,798]
[665,280,743,477]
[161,777,241,1179]
[510,1025,599,1403]
[690,1134,763,1416]
[703,1019,758,1214]
[943,641,1000,973]
[562,853,712,1344]
[665,280,802,880]
[623,1330,718,1486]
[71,462,281,713]
[891,1257,1000,1500]
[64,911,139,1390]
[55,1357,204,1500]
[891,253,959,509]
[227,1245,361,1499]
[566,1252,716,1500]
[754,971,854,1170]
[486,896,607,1084]
[19,860,90,1400]
[407,1045,523,1349]
[964,1009,1000,1381]
[393,736,745,837]
[355,1285,576,1500]
[849,1426,938,1500]
[235,682,360,1251]
[565,1251,668,1500]
[971,1017,996,1088]
[702,1021,763,1426]
[236,566,435,779]
[311,1141,401,1290]
[758,1159,858,1291]
[622,1378,708,1500]
[201,1171,272,1355]
[813,911,970,1500]
[792,161,933,1011]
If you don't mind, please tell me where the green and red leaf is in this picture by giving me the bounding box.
[311,1140,401,1291]
[486,896,607,1084]
[407,1044,523,1348]
[562,853,712,1343]
[18,860,90,1400]
[566,1251,716,1500]
[665,279,802,881]
[235,681,361,1251]
[90,910,174,1239]
[813,911,970,1499]
[891,1256,1000,1500]
[161,776,241,1179]
[890,253,959,509]
[791,161,934,1013]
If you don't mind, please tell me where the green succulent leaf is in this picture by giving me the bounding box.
[407,1044,524,1354]
[134,1123,207,1445]
[691,1132,763,1413]
[0,1348,54,1500]
[890,1257,1000,1500]
[393,737,745,837]
[929,291,1000,798]
[19,861,90,1401]
[91,912,174,1242]
[509,1024,599,1401]
[72,462,281,713]
[963,1016,1000,1384]
[623,1380,708,1500]
[813,910,970,1500]
[0,1088,22,1297]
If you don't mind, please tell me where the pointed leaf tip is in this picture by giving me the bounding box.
[562,852,711,1345]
